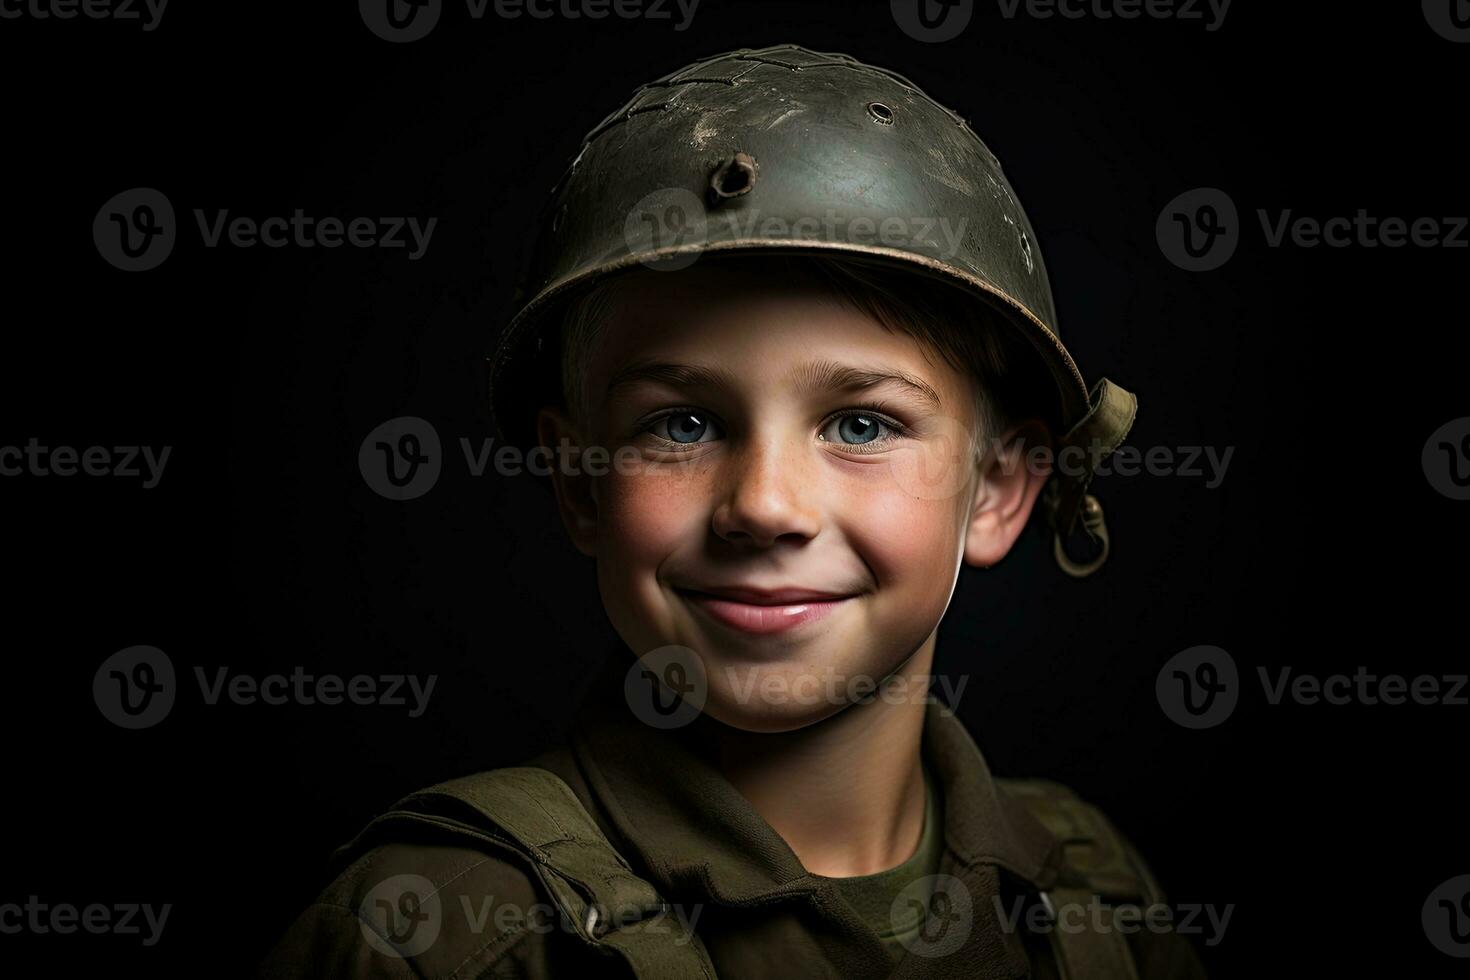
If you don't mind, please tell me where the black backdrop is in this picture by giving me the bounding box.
[2,2,1465,976]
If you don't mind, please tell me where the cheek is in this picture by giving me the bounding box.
[843,479,966,594]
[595,471,707,571]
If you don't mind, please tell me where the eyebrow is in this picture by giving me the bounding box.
[603,357,943,410]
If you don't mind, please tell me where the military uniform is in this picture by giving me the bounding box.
[257,659,1206,978]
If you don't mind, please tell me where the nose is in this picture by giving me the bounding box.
[710,431,823,549]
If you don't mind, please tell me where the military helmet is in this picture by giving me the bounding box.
[487,44,1135,577]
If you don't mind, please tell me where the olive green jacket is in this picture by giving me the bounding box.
[257,672,1207,979]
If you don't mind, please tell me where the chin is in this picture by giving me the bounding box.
[700,694,850,734]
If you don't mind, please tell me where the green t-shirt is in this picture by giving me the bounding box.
[815,765,945,963]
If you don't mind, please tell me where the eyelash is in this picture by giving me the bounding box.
[638,404,911,453]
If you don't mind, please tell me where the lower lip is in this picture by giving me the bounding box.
[678,591,855,634]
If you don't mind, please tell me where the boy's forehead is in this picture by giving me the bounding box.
[584,265,973,410]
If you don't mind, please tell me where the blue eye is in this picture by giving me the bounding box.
[837,415,880,444]
[822,412,900,446]
[657,411,712,444]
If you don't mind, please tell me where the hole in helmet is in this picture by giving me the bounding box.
[867,102,894,125]
[719,168,750,195]
[708,152,759,202]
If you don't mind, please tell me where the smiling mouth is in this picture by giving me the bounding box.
[674,587,858,635]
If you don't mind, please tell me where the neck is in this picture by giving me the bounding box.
[701,635,937,878]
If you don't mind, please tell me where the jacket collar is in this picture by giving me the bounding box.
[567,656,1063,909]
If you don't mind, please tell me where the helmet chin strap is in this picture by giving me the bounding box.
[1044,377,1137,578]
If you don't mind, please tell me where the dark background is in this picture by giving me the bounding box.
[2,1,1464,976]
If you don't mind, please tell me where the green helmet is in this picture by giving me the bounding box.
[488,44,1135,577]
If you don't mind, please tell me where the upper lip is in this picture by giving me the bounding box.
[675,584,858,605]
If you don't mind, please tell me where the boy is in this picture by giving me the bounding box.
[259,45,1206,979]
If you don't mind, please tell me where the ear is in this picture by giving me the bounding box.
[536,405,599,557]
[963,418,1052,568]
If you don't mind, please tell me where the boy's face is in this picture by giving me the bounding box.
[539,260,1050,733]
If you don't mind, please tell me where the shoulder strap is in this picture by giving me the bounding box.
[337,766,718,980]
[998,778,1159,980]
